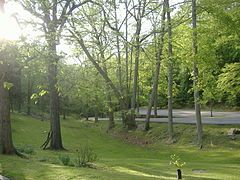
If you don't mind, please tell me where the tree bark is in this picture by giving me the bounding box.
[153,95,158,118]
[166,0,174,141]
[0,68,15,155]
[210,100,213,117]
[130,0,147,130]
[47,38,63,150]
[0,0,15,155]
[107,96,115,130]
[192,0,203,147]
[27,76,32,115]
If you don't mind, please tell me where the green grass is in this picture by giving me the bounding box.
[1,113,240,179]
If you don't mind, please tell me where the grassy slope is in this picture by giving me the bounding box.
[0,113,240,180]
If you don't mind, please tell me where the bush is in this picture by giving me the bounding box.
[75,146,97,167]
[16,145,35,155]
[59,154,71,166]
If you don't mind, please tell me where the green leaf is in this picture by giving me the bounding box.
[4,82,14,90]
[31,93,38,100]
[39,90,48,96]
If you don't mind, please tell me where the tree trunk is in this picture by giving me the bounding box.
[166,0,174,141]
[63,110,66,120]
[137,84,140,113]
[107,97,115,130]
[94,108,98,123]
[153,93,158,118]
[192,0,203,147]
[145,5,166,131]
[27,76,32,115]
[210,100,213,117]
[130,28,140,129]
[0,1,15,155]
[130,0,147,130]
[0,72,15,155]
[17,69,22,113]
[129,46,133,108]
[47,38,64,150]
[125,0,130,110]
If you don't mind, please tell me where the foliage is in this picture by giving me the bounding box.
[75,145,97,167]
[3,82,14,90]
[217,63,240,105]
[169,154,186,169]
[16,144,35,155]
[58,154,71,166]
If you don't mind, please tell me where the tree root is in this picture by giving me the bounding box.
[40,131,52,150]
[15,149,28,159]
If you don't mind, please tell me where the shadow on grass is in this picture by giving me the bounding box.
[112,166,175,179]
[0,157,26,180]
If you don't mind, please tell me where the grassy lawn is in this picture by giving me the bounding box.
[0,113,240,179]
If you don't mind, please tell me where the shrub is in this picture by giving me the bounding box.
[16,145,35,155]
[75,146,97,167]
[59,154,71,166]
[170,154,186,169]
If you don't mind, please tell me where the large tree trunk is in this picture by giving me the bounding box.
[47,38,63,150]
[0,70,15,155]
[145,5,166,131]
[166,0,174,141]
[0,0,15,155]
[192,0,203,147]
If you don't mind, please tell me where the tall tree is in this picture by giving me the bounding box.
[166,0,174,141]
[20,0,91,150]
[192,0,203,147]
[130,0,147,129]
[0,0,15,155]
[145,2,166,131]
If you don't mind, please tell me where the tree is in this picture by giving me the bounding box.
[130,0,147,129]
[166,0,174,141]
[217,63,240,106]
[19,0,93,150]
[0,0,16,155]
[192,0,203,147]
[0,41,17,154]
[145,2,166,131]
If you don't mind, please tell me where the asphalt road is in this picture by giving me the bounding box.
[91,109,240,125]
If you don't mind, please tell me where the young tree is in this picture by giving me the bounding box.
[192,0,203,147]
[166,0,174,141]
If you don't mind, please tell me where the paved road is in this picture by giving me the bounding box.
[91,109,240,125]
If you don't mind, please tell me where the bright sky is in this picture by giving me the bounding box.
[0,1,21,41]
[0,0,182,62]
[0,0,40,40]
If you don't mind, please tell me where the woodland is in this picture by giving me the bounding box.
[0,0,240,179]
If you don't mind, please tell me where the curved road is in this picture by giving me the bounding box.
[135,109,240,124]
[92,109,240,125]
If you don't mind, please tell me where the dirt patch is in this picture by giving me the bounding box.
[109,130,153,147]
